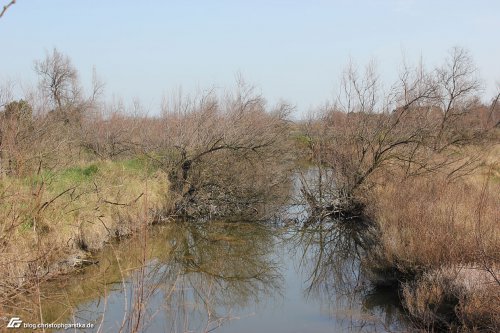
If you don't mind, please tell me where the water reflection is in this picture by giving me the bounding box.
[149,221,282,333]
[290,219,409,332]
[73,222,282,332]
[3,219,410,332]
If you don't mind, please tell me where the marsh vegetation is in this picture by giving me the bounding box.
[1,47,499,332]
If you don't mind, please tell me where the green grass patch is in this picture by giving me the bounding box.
[293,133,313,146]
[116,156,161,175]
[60,164,99,181]
[27,157,160,193]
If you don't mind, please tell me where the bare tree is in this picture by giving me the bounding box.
[300,47,489,218]
[159,82,293,220]
[488,88,500,128]
[34,48,81,112]
[434,47,482,149]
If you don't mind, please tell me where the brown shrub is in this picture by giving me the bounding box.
[403,267,499,332]
[366,174,499,273]
[364,171,499,331]
[159,83,293,219]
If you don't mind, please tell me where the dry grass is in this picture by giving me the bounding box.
[366,175,499,272]
[0,158,171,300]
[402,267,500,332]
[364,145,500,331]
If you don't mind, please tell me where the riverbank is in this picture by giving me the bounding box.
[1,82,293,317]
[0,157,171,303]
[363,143,500,331]
[2,221,412,333]
[1,146,498,332]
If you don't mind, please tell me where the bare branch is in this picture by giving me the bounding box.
[0,0,15,19]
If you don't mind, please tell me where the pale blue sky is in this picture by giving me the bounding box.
[1,0,499,115]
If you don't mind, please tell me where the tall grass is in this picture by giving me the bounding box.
[0,158,170,307]
[364,152,500,331]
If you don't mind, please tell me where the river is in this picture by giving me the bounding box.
[5,218,409,333]
[5,171,411,332]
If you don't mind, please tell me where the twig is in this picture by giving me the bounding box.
[0,0,16,19]
[102,199,129,206]
[38,186,77,212]
[102,193,143,207]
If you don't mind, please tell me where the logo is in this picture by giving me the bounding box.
[6,317,22,328]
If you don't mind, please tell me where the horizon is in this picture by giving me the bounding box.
[1,0,499,117]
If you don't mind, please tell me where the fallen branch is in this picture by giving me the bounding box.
[39,186,77,212]
[102,193,144,207]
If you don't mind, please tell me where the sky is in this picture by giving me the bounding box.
[1,0,499,116]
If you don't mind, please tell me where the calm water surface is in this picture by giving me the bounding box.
[25,220,410,333]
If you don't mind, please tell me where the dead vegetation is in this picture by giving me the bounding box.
[158,83,293,219]
[1,45,499,332]
[296,47,500,331]
[299,48,498,216]
[0,49,292,311]
[364,169,500,332]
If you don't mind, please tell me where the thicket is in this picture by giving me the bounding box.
[297,47,499,331]
[0,50,292,308]
[1,46,498,332]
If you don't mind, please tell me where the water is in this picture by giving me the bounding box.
[17,220,410,333]
[3,170,411,332]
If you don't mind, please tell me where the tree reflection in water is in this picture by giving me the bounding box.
[289,217,409,332]
[153,221,282,333]
[6,216,412,332]
[4,221,282,332]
